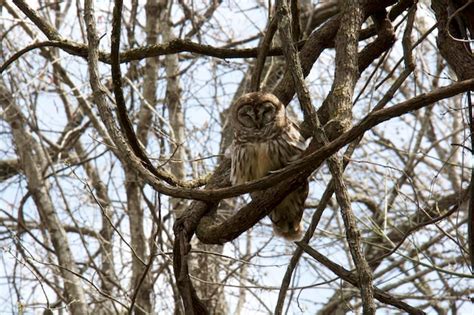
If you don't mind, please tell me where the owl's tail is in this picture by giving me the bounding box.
[269,185,308,241]
[272,222,303,241]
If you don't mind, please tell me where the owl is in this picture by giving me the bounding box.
[228,92,309,240]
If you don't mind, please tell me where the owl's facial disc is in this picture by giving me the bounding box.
[258,102,276,126]
[236,104,257,128]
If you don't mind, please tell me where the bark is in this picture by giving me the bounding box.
[277,0,375,313]
[432,0,474,80]
[432,0,474,274]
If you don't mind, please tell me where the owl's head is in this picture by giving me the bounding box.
[231,92,286,133]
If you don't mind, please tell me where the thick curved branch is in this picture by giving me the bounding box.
[45,77,470,205]
[145,78,474,202]
[195,172,308,244]
[110,0,180,188]
[195,78,474,243]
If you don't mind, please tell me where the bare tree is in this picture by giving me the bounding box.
[0,0,473,314]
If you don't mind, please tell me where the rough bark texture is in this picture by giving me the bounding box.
[432,0,474,280]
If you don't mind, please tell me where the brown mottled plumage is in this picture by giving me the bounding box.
[228,92,308,240]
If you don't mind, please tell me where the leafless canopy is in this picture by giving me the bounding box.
[0,0,473,314]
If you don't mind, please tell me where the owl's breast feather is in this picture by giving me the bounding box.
[254,142,275,178]
[245,141,283,180]
[231,136,295,185]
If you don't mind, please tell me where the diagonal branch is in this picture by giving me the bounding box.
[195,171,308,244]
[296,242,426,315]
[95,76,474,204]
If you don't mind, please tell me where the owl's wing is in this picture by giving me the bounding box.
[283,122,307,153]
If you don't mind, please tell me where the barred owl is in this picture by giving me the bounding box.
[229,92,308,240]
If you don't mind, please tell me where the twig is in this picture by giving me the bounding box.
[249,16,279,92]
[446,0,474,43]
[296,242,426,315]
[274,138,360,314]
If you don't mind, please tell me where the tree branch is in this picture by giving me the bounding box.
[296,242,426,315]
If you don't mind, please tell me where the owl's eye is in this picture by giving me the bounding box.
[237,105,256,128]
[260,103,276,124]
